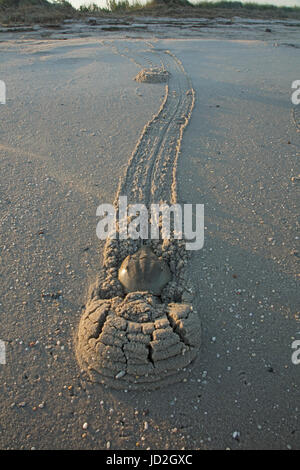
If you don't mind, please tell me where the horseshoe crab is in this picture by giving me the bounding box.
[118,246,172,295]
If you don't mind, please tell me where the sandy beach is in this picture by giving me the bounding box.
[0,18,299,449]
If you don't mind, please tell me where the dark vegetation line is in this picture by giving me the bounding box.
[0,0,299,25]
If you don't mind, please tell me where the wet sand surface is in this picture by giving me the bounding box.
[0,22,299,449]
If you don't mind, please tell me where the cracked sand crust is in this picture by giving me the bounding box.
[77,293,201,390]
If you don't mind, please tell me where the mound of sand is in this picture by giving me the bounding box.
[76,292,201,391]
[134,67,170,83]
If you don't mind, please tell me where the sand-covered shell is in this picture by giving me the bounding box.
[76,292,201,391]
[118,246,171,295]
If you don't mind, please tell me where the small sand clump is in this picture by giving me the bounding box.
[134,68,170,83]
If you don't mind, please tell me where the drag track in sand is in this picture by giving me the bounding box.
[76,41,202,390]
